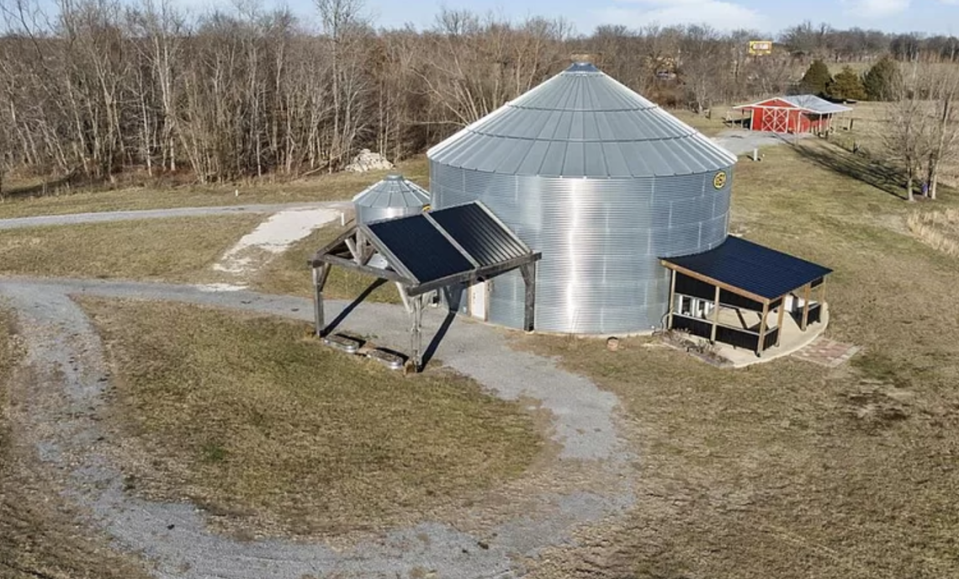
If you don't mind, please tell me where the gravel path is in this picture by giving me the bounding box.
[1,277,637,579]
[0,202,350,230]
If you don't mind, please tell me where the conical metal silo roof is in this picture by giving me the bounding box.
[428,62,737,178]
[352,174,431,209]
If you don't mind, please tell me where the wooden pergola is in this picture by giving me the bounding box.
[309,202,541,368]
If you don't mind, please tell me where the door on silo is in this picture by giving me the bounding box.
[469,281,489,321]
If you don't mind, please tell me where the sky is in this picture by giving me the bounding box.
[257,0,959,36]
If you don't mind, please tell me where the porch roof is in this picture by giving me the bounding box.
[661,236,832,303]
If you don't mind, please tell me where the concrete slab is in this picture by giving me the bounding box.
[712,304,830,369]
[791,337,862,368]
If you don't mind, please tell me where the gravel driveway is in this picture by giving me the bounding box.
[1,277,637,579]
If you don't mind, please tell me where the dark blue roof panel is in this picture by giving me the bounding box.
[429,203,530,268]
[367,215,474,283]
[362,202,537,287]
[664,236,832,300]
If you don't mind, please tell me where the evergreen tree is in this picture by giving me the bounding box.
[864,56,901,101]
[827,66,867,101]
[800,59,833,96]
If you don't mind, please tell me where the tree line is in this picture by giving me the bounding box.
[0,0,957,186]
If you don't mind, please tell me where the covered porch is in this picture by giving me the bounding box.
[661,236,832,358]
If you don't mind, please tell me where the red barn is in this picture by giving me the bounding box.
[733,95,851,134]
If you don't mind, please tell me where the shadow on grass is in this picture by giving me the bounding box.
[421,309,457,371]
[320,278,461,372]
[2,172,80,200]
[420,285,464,371]
[790,141,907,200]
[320,278,388,337]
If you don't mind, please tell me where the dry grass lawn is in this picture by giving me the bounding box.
[252,222,400,303]
[80,298,540,537]
[521,140,959,579]
[0,157,429,219]
[669,108,728,136]
[907,208,959,255]
[0,215,260,281]
[0,310,149,579]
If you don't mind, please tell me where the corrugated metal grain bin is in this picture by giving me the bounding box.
[352,174,430,224]
[428,63,737,334]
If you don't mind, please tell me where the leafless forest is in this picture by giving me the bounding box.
[1,0,958,183]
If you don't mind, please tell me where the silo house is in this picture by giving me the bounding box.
[429,62,738,334]
[313,63,832,363]
[352,173,430,225]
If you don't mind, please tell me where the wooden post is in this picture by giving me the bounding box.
[520,262,537,332]
[312,264,331,336]
[801,283,812,331]
[410,295,423,370]
[776,299,786,347]
[710,284,720,343]
[396,282,413,313]
[666,269,677,329]
[756,301,770,356]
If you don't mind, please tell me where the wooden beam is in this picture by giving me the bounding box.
[801,283,812,331]
[776,300,786,347]
[661,261,769,305]
[317,254,411,284]
[521,262,536,332]
[410,294,423,370]
[667,268,677,330]
[344,238,361,263]
[310,226,358,266]
[710,284,720,343]
[757,301,771,356]
[408,253,541,297]
[396,282,413,314]
[312,263,331,337]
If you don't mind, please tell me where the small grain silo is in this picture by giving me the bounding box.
[429,63,737,334]
[352,173,430,224]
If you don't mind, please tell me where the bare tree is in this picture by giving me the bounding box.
[922,64,959,199]
[884,64,930,201]
[678,24,725,114]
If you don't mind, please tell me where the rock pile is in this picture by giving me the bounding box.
[344,149,393,173]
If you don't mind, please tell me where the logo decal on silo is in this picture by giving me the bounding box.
[713,171,727,190]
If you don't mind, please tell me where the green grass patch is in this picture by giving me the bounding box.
[0,215,260,282]
[81,298,541,536]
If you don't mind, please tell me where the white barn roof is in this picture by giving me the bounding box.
[736,94,852,115]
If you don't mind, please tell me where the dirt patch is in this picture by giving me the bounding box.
[212,206,346,282]
[79,297,543,538]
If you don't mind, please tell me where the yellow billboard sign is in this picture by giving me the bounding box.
[748,40,773,56]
